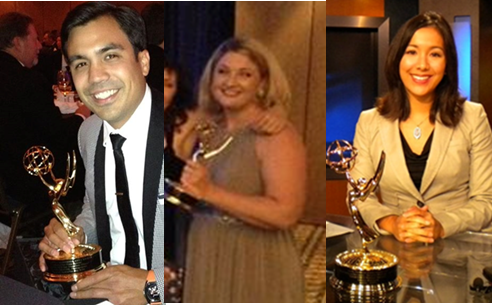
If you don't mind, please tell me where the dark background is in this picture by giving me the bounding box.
[163,2,235,89]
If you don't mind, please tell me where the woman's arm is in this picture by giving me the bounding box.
[173,110,200,160]
[432,103,492,237]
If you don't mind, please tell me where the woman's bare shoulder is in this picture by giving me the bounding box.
[256,122,305,156]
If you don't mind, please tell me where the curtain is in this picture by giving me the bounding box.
[164,1,235,87]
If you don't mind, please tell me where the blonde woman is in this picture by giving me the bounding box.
[180,37,306,302]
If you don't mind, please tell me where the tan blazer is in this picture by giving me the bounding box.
[351,101,492,237]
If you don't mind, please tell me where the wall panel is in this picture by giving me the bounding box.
[237,2,325,224]
[326,0,384,216]
[326,0,384,17]
[326,181,349,216]
[41,2,70,34]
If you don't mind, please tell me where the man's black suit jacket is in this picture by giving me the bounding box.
[35,49,62,86]
[0,51,83,214]
[147,44,164,93]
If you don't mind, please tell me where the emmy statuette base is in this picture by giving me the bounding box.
[330,249,401,299]
[43,244,105,283]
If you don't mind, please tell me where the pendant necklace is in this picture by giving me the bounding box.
[411,116,429,140]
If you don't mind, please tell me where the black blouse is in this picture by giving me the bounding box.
[400,130,434,191]
[164,128,186,181]
[164,127,186,264]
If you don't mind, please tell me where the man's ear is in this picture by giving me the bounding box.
[12,36,22,50]
[138,50,150,77]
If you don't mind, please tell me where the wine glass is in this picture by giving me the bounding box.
[57,70,72,93]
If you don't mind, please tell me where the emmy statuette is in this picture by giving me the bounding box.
[164,122,233,211]
[326,140,401,300]
[23,146,105,282]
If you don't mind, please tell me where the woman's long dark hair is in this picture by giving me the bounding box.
[164,58,195,141]
[377,11,465,127]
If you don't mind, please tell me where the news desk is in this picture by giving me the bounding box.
[326,214,492,303]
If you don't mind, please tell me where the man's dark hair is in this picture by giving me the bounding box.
[0,12,33,51]
[141,3,164,46]
[61,1,146,61]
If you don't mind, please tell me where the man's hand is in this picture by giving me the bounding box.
[250,111,286,135]
[38,218,84,272]
[70,265,148,305]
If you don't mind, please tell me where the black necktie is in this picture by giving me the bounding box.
[110,134,140,268]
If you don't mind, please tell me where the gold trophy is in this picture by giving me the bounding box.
[23,146,105,282]
[164,122,233,211]
[326,140,401,300]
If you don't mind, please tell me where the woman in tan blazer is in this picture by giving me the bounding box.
[353,11,492,244]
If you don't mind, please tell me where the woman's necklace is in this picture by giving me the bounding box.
[410,116,429,140]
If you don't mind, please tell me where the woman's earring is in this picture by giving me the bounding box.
[256,89,266,100]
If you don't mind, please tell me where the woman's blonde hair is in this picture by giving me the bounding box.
[198,37,291,120]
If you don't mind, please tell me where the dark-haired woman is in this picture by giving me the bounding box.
[353,11,492,244]
[164,59,197,270]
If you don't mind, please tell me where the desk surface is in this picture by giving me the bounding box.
[326,214,492,303]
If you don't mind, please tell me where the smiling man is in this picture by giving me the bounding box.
[38,3,164,305]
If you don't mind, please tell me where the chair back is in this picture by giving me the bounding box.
[0,175,24,275]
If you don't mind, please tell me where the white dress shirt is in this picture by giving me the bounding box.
[102,85,152,269]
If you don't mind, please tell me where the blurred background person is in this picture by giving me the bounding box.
[40,30,57,55]
[0,12,88,236]
[36,29,63,85]
[164,57,197,276]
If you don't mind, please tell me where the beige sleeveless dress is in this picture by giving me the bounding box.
[183,128,304,302]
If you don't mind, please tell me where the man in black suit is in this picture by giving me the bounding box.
[0,12,88,226]
[39,3,164,304]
